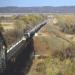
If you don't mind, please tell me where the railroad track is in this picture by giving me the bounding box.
[0,20,47,73]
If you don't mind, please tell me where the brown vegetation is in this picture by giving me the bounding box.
[28,14,75,75]
[0,14,45,47]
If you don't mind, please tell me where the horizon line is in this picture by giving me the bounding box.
[0,5,75,7]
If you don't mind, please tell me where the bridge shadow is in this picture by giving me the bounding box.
[2,38,35,75]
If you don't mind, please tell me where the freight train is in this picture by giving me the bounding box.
[0,20,47,73]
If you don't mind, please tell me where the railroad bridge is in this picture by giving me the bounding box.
[0,20,47,74]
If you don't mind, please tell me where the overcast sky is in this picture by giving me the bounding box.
[0,0,75,7]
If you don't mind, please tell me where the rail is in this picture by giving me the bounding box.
[0,20,47,73]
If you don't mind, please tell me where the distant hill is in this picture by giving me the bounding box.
[0,6,75,13]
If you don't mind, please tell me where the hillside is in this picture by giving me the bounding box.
[28,14,75,75]
[0,6,75,13]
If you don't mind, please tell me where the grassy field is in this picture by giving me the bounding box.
[28,14,75,75]
[0,14,75,75]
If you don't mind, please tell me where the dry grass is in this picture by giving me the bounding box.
[28,14,75,75]
[0,14,45,47]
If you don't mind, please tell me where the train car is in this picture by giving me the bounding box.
[24,20,47,39]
